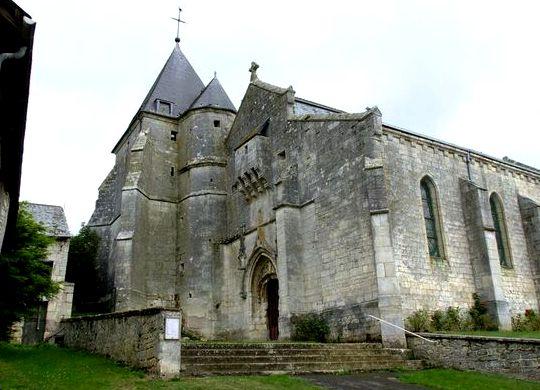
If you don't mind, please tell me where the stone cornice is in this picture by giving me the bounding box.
[383,124,540,181]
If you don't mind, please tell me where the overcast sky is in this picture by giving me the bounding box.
[16,0,540,234]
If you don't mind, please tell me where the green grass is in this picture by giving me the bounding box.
[0,343,319,389]
[440,330,540,339]
[399,368,540,390]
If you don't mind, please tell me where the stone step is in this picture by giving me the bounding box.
[181,348,407,358]
[182,354,407,364]
[180,342,422,376]
[182,342,384,350]
[181,360,422,375]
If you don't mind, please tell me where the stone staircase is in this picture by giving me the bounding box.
[181,342,423,375]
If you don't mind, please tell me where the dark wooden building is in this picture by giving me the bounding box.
[0,0,35,251]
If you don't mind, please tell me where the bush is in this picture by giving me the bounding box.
[442,306,464,332]
[405,293,500,335]
[431,310,445,331]
[469,293,497,331]
[291,313,330,342]
[512,309,540,331]
[430,307,467,332]
[65,226,100,313]
[405,309,431,332]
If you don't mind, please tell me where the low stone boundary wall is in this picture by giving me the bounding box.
[61,308,181,377]
[407,333,540,380]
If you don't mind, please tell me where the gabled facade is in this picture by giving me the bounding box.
[13,203,73,344]
[89,44,540,347]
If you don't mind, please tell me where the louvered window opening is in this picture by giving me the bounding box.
[421,180,441,258]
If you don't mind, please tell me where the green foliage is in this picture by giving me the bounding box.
[442,306,465,332]
[0,203,59,340]
[66,225,100,313]
[399,368,540,390]
[450,330,540,339]
[407,307,469,333]
[469,293,498,331]
[291,313,330,342]
[430,310,445,331]
[405,309,431,332]
[512,309,540,332]
[406,294,499,334]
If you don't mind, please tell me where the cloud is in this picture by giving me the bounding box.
[16,0,540,232]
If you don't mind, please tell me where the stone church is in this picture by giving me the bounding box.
[88,42,540,347]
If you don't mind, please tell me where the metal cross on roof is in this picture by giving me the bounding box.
[171,7,186,43]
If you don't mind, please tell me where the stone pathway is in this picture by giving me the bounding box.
[302,373,427,389]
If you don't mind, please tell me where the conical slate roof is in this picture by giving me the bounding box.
[139,44,205,117]
[190,77,236,112]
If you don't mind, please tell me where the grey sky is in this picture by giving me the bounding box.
[16,0,540,233]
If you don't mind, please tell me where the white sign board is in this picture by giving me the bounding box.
[165,317,180,340]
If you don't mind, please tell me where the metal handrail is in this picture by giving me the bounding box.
[368,314,435,343]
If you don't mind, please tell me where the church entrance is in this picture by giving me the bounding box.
[249,254,279,340]
[266,278,279,340]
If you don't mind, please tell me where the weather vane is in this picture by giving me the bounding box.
[171,7,186,43]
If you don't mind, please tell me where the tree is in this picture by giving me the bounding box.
[0,203,59,340]
[65,225,100,313]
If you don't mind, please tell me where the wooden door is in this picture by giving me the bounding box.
[266,279,279,340]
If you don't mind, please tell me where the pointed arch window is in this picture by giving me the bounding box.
[420,177,444,258]
[489,193,512,268]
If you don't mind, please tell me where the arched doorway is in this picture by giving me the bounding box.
[249,254,279,340]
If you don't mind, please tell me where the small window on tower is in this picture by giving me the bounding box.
[170,167,175,176]
[214,120,221,128]
[170,131,177,141]
[156,99,172,115]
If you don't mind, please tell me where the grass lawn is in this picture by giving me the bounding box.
[0,343,318,389]
[439,330,540,339]
[399,368,540,390]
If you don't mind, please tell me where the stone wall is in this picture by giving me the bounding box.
[383,125,540,319]
[61,308,181,377]
[407,333,540,380]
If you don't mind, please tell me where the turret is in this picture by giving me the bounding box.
[176,76,236,336]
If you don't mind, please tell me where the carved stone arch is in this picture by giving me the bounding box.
[240,246,276,299]
[241,246,279,340]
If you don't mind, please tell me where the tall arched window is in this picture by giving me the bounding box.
[489,193,512,268]
[420,177,444,258]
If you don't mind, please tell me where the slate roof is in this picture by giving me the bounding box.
[139,44,205,117]
[25,203,70,238]
[189,77,236,112]
[294,97,344,115]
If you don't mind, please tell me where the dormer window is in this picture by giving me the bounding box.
[156,99,173,115]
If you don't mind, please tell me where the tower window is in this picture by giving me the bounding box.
[156,99,173,115]
[420,176,445,259]
[170,131,177,141]
[170,167,175,176]
[214,120,221,128]
[490,193,512,268]
[260,118,270,137]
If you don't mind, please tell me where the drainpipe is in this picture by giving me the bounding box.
[0,46,27,72]
[466,150,472,181]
